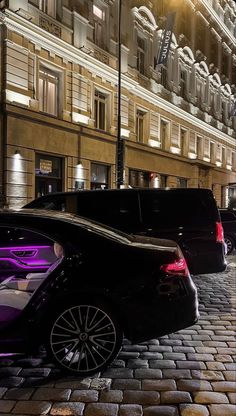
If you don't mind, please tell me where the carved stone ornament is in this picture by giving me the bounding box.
[39,16,61,38]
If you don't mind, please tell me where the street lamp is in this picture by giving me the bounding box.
[116,0,124,188]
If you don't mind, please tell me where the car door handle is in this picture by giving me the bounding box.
[11,250,37,257]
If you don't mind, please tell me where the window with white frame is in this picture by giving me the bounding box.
[93,4,105,48]
[136,110,146,143]
[39,67,59,116]
[180,128,187,155]
[160,120,169,149]
[39,0,56,18]
[137,36,145,75]
[94,90,107,131]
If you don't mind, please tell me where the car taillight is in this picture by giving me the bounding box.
[160,258,189,277]
[216,221,224,243]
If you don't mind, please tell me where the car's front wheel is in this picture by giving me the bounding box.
[45,302,123,376]
[224,236,235,255]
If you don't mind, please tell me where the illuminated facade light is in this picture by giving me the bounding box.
[216,161,222,167]
[72,113,89,125]
[170,146,181,154]
[120,128,130,138]
[226,164,232,170]
[148,139,161,148]
[6,90,30,106]
[188,152,197,159]
[203,156,210,162]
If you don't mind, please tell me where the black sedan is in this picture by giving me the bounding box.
[0,209,198,376]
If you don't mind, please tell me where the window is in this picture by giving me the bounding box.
[76,191,140,233]
[129,169,150,188]
[90,163,109,189]
[94,90,107,130]
[160,120,168,148]
[93,4,105,48]
[180,70,187,99]
[39,67,59,116]
[160,175,167,188]
[39,0,56,18]
[161,66,167,88]
[177,178,188,188]
[136,110,145,143]
[137,36,145,75]
[180,129,187,155]
[35,154,63,198]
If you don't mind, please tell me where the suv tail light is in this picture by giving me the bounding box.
[216,221,224,243]
[160,258,189,277]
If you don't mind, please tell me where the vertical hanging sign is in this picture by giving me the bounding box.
[156,12,176,67]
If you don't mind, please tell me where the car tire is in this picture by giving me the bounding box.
[45,301,123,376]
[224,236,235,255]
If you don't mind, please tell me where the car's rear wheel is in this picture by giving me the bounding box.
[224,236,235,255]
[46,302,123,376]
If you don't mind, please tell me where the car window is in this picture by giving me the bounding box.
[0,226,58,281]
[140,191,215,229]
[76,191,140,232]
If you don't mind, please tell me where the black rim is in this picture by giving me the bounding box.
[50,305,117,373]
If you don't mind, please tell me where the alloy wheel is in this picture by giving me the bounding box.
[49,304,122,375]
[224,237,234,255]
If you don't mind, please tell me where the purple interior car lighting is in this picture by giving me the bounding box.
[0,258,49,269]
[0,245,51,251]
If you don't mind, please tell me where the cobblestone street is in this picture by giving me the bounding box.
[0,256,235,416]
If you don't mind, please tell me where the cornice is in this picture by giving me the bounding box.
[1,10,235,148]
[198,0,236,47]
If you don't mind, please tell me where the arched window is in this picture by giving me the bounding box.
[130,6,157,76]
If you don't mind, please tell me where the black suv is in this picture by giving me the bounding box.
[219,209,236,254]
[25,188,227,275]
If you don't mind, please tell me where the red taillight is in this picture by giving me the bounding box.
[216,221,224,243]
[160,258,189,277]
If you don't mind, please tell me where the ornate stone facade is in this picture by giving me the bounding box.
[0,0,235,208]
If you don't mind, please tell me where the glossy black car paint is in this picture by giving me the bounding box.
[25,188,226,275]
[0,210,198,355]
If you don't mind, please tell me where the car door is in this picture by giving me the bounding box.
[0,226,57,281]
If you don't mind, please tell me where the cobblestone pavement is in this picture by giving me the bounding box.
[0,256,235,416]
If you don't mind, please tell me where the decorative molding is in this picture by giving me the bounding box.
[39,16,61,38]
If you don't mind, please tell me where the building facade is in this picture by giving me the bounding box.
[0,0,235,208]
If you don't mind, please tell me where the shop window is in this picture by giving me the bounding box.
[160,174,167,188]
[90,163,109,189]
[177,178,188,188]
[39,67,59,116]
[94,90,107,130]
[137,36,145,75]
[39,0,56,18]
[129,169,150,188]
[35,154,63,198]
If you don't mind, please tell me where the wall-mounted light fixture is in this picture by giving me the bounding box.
[14,150,21,158]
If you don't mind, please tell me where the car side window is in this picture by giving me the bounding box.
[77,192,140,232]
[0,226,58,281]
[140,192,212,229]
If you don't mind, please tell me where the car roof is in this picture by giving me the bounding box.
[26,188,213,197]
